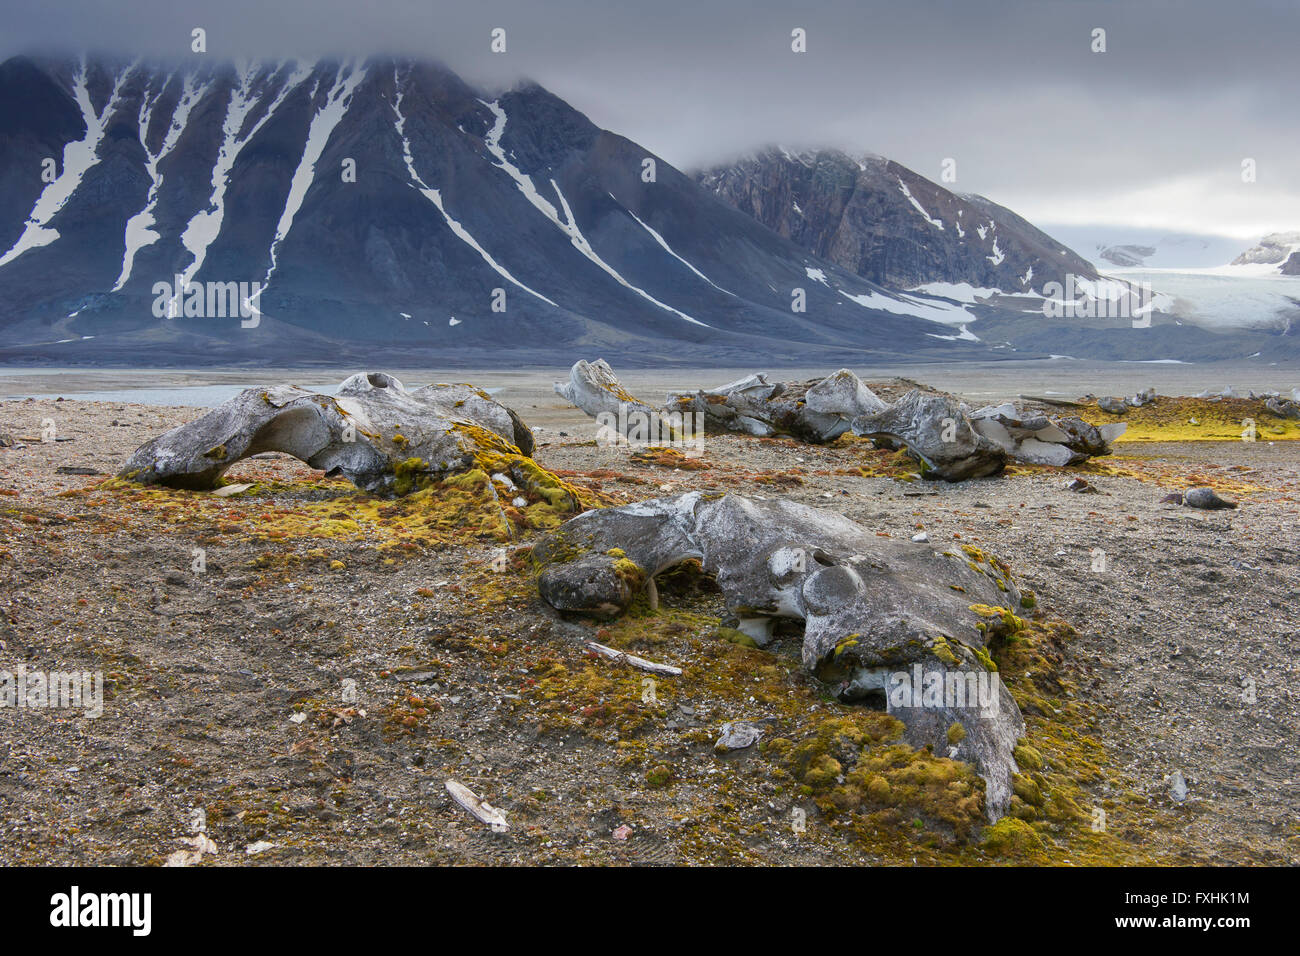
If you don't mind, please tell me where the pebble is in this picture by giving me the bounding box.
[714,720,765,753]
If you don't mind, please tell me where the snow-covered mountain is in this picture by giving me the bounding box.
[996,226,1248,271]
[1029,228,1300,333]
[0,54,1292,365]
[0,54,1018,366]
[1231,232,1300,275]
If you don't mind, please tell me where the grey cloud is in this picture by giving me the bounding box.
[3,0,1297,237]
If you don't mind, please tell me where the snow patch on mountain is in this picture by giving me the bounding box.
[0,58,128,268]
[622,205,735,297]
[393,75,557,308]
[479,98,708,327]
[172,60,316,311]
[927,323,980,342]
[261,61,368,290]
[113,71,211,290]
[838,288,971,325]
[897,178,943,230]
[909,281,1017,303]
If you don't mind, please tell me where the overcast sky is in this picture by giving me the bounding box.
[4,0,1298,242]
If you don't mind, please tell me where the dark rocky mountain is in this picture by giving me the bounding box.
[1231,232,1300,273]
[0,55,1289,366]
[695,147,1099,294]
[1096,244,1157,268]
[0,54,1018,366]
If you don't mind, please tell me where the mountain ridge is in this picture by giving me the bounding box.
[694,146,1099,293]
[0,54,1028,365]
[0,54,1293,366]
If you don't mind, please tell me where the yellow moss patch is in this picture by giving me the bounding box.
[986,617,1160,864]
[106,445,597,551]
[981,817,1044,857]
[629,446,710,470]
[1007,454,1266,495]
[833,446,926,481]
[1078,395,1300,442]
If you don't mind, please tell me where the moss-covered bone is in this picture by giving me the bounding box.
[668,368,888,442]
[851,389,1008,481]
[969,402,1127,466]
[553,359,680,439]
[118,372,539,495]
[558,360,1126,474]
[555,358,887,443]
[533,492,1026,818]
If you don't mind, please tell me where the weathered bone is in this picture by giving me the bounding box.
[553,359,679,439]
[119,372,538,495]
[667,368,888,442]
[555,358,886,443]
[557,359,1124,477]
[969,403,1126,467]
[532,492,1027,819]
[852,390,1008,480]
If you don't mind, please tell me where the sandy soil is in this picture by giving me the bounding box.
[1,379,1298,866]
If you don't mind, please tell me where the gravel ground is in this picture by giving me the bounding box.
[1,391,1297,866]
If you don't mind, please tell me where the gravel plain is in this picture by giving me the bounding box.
[1,368,1297,866]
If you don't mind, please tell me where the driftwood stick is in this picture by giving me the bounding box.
[585,640,682,676]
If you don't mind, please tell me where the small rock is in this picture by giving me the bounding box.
[1096,397,1128,415]
[164,833,218,867]
[394,670,437,682]
[1183,487,1237,510]
[715,720,765,753]
[212,483,254,497]
[911,531,930,543]
[1170,771,1188,802]
[446,779,509,833]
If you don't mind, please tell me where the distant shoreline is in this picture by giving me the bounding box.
[2,360,1297,411]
